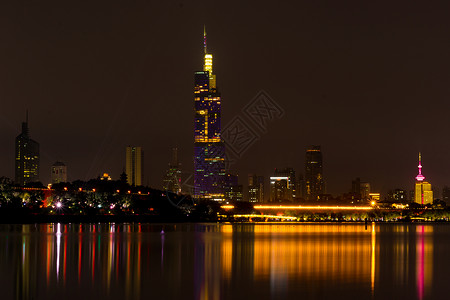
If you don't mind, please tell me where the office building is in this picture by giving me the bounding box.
[305,145,324,201]
[51,161,67,184]
[126,146,143,186]
[270,176,290,203]
[275,168,297,200]
[351,177,371,201]
[193,28,225,200]
[224,173,243,202]
[295,174,305,200]
[248,174,264,202]
[15,113,39,185]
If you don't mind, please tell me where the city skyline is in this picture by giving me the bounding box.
[1,1,450,196]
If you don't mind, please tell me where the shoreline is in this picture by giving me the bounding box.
[1,214,449,224]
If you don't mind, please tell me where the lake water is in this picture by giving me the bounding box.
[0,223,449,300]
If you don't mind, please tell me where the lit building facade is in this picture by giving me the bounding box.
[15,114,39,185]
[369,193,381,202]
[351,177,371,202]
[274,168,297,201]
[414,153,433,205]
[270,176,290,203]
[194,28,225,200]
[51,161,67,184]
[163,147,182,193]
[126,146,143,186]
[248,174,264,202]
[224,173,243,202]
[305,146,324,201]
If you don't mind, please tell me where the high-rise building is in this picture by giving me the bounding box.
[193,28,225,200]
[442,186,450,205]
[248,174,264,203]
[224,173,243,202]
[125,146,143,186]
[414,153,433,205]
[270,176,290,202]
[269,168,297,202]
[163,148,182,193]
[305,145,324,201]
[351,177,371,201]
[15,113,39,185]
[51,161,67,184]
[360,182,371,200]
[295,174,305,200]
[275,168,297,200]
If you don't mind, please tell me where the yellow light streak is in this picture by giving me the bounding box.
[220,205,234,209]
[254,205,373,210]
[223,214,297,220]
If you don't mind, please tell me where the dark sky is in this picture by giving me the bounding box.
[1,1,450,197]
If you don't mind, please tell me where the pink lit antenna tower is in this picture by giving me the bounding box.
[415,152,425,205]
[415,152,425,182]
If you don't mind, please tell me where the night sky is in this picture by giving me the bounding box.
[1,1,450,197]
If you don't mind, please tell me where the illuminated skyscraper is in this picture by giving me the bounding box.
[51,161,67,184]
[414,153,433,205]
[125,146,143,186]
[248,174,264,202]
[270,176,290,203]
[15,113,39,185]
[305,145,324,201]
[224,172,243,202]
[275,168,297,200]
[194,28,225,200]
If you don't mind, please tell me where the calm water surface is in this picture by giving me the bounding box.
[0,223,449,300]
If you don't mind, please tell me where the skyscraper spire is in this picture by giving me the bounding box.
[416,152,425,181]
[203,25,207,54]
[202,27,215,88]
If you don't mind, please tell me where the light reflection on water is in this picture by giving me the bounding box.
[0,223,448,300]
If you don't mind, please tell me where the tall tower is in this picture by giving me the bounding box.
[15,112,40,185]
[125,146,143,186]
[414,153,433,205]
[305,145,324,201]
[194,28,225,200]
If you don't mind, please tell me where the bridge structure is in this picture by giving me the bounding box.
[219,204,379,222]
[221,204,375,213]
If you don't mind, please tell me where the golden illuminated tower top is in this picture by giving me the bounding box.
[202,26,216,89]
